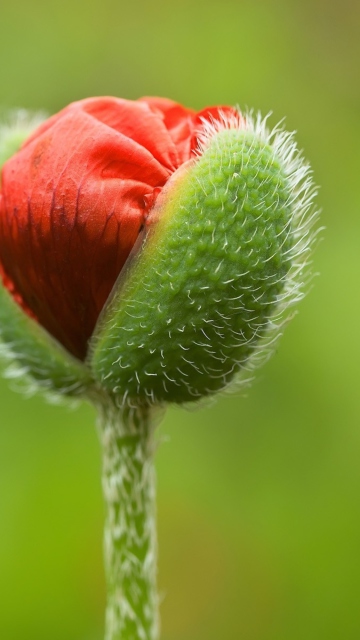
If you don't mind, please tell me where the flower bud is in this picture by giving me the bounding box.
[0,98,318,404]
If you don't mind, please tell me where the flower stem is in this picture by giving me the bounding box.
[97,400,159,640]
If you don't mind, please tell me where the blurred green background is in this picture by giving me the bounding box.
[0,0,359,638]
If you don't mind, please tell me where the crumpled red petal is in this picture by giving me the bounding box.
[0,97,237,359]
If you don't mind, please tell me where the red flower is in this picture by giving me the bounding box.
[0,97,235,359]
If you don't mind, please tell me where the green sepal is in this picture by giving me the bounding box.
[0,283,93,397]
[0,110,46,169]
[89,126,297,405]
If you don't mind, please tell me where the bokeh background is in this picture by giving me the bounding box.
[0,0,359,638]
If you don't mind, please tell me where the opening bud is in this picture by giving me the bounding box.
[0,99,318,404]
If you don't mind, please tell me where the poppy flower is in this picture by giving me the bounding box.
[0,97,236,360]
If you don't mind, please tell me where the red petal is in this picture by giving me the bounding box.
[140,97,196,164]
[0,98,192,358]
[0,97,237,359]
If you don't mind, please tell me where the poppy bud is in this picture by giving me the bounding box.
[0,98,317,403]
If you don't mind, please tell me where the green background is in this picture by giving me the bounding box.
[0,0,359,638]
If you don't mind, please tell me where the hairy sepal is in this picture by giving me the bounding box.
[0,283,93,397]
[0,109,46,170]
[90,115,317,406]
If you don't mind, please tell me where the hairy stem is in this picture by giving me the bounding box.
[97,401,159,640]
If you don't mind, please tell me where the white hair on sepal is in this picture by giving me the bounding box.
[194,107,272,157]
[182,108,322,407]
[0,107,46,134]
[194,107,321,260]
[0,109,47,168]
[0,347,84,408]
